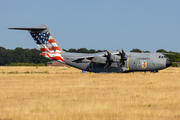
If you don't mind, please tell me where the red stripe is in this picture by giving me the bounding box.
[49,52,61,54]
[40,53,45,56]
[40,53,46,56]
[40,48,47,52]
[48,39,56,43]
[40,48,49,53]
[47,53,65,62]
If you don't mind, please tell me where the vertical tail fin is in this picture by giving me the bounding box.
[9,24,65,63]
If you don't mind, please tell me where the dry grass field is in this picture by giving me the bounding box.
[0,66,180,120]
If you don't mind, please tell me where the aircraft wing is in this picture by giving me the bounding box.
[67,55,94,61]
[67,51,120,62]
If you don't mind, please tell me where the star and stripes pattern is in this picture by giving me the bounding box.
[30,31,65,63]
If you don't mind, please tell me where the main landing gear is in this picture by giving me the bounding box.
[151,70,158,73]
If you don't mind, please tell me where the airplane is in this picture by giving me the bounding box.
[9,24,172,73]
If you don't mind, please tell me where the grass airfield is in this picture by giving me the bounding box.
[0,66,180,120]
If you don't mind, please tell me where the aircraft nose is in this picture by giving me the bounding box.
[166,59,172,67]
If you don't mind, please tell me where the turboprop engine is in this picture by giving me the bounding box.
[103,50,127,71]
[91,49,127,71]
[92,54,122,64]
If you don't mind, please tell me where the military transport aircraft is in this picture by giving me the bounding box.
[9,24,172,73]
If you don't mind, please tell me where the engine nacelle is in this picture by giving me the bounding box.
[111,54,121,62]
[92,56,107,64]
[92,55,122,64]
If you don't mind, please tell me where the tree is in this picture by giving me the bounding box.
[0,48,7,65]
[96,50,103,53]
[89,49,96,53]
[77,48,89,53]
[0,46,50,65]
[156,49,167,53]
[68,48,77,52]
[130,49,150,53]
[0,46,6,51]
[64,48,106,53]
[130,49,142,53]
[62,49,67,52]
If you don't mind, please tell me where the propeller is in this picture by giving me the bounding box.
[118,49,127,68]
[104,50,113,71]
[104,49,127,71]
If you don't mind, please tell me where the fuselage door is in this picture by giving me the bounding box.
[128,57,138,71]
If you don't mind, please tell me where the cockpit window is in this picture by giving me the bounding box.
[159,56,166,59]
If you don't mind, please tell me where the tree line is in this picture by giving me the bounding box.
[0,46,180,66]
[0,46,50,66]
[63,48,151,53]
[62,48,107,53]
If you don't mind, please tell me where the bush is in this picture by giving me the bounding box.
[172,62,179,67]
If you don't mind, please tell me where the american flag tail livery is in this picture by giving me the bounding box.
[9,24,65,63]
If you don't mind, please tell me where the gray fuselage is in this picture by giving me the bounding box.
[62,51,171,73]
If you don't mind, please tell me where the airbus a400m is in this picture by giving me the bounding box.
[9,24,172,73]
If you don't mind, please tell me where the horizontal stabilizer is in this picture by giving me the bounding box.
[8,27,46,31]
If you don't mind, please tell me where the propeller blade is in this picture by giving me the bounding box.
[104,50,112,71]
[104,61,109,70]
[106,64,111,71]
[106,50,111,59]
[121,49,125,57]
[117,49,127,68]
[105,62,112,71]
